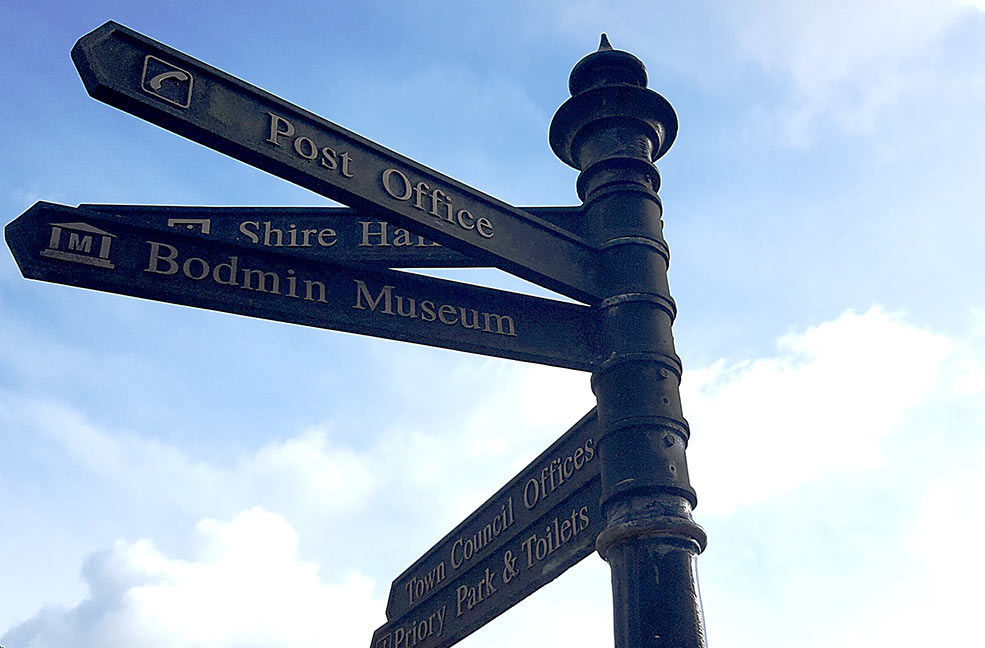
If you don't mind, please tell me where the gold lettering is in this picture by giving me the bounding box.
[213,256,239,286]
[360,221,390,247]
[286,269,298,298]
[303,279,327,303]
[353,280,393,313]
[455,568,497,617]
[145,241,179,275]
[239,221,260,244]
[293,136,317,160]
[320,146,338,171]
[67,232,93,253]
[340,151,354,178]
[263,221,284,247]
[242,268,280,294]
[456,209,475,230]
[393,228,415,247]
[482,313,516,337]
[378,168,495,239]
[265,112,354,179]
[266,112,295,146]
[317,228,338,247]
[476,217,494,239]
[420,300,437,322]
[182,257,209,280]
[438,304,458,326]
[382,168,412,201]
[395,295,416,318]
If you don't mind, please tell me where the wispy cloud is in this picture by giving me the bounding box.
[684,306,957,515]
[727,0,984,145]
[1,508,380,648]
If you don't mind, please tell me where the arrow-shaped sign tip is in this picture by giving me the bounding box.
[71,21,124,101]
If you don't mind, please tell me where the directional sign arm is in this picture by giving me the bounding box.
[72,22,601,303]
[79,204,583,269]
[7,202,597,371]
[373,410,602,648]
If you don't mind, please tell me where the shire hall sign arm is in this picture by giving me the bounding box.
[6,22,710,648]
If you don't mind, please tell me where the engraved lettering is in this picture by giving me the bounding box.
[145,241,179,275]
[303,279,327,303]
[476,217,494,239]
[481,313,516,337]
[360,221,390,247]
[354,280,393,313]
[317,228,337,247]
[448,498,514,570]
[395,295,416,318]
[437,304,458,326]
[455,568,497,617]
[182,257,209,280]
[390,605,447,648]
[293,136,317,160]
[239,221,339,249]
[413,182,430,212]
[405,562,446,606]
[213,256,239,286]
[242,268,280,294]
[264,112,355,179]
[459,308,481,331]
[320,146,338,171]
[420,300,436,322]
[67,232,93,253]
[264,221,284,247]
[266,112,295,146]
[520,506,591,569]
[379,167,495,239]
[285,269,297,298]
[456,209,475,230]
[382,168,412,201]
[240,221,260,244]
[522,438,596,510]
[392,228,415,247]
[143,243,329,305]
[351,281,518,339]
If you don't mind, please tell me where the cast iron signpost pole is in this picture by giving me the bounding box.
[551,38,708,648]
[6,22,713,647]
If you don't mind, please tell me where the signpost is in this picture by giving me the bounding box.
[7,23,711,648]
[6,202,596,371]
[78,204,582,269]
[71,21,601,304]
[374,410,601,648]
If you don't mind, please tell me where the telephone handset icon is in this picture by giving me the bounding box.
[148,70,190,91]
[140,56,194,109]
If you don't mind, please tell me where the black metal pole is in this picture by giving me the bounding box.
[550,36,708,648]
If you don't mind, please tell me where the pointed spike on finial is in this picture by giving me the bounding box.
[599,33,612,50]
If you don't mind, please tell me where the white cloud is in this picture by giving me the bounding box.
[684,307,954,516]
[727,0,984,144]
[5,305,985,647]
[1,508,381,648]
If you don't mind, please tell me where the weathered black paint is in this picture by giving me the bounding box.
[550,37,708,648]
[4,23,715,648]
[80,204,582,269]
[385,409,599,622]
[71,22,601,303]
[6,202,597,371]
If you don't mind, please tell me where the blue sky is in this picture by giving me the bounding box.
[1,1,983,647]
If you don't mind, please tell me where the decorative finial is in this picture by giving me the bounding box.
[566,35,648,96]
